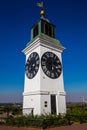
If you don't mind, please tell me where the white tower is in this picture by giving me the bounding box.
[22,9,66,115]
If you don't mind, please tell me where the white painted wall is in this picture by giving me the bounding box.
[40,94,51,115]
[23,94,41,115]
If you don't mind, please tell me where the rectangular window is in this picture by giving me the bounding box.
[49,26,52,37]
[41,20,55,38]
[45,23,49,35]
[41,21,44,33]
[45,23,54,37]
[33,24,38,38]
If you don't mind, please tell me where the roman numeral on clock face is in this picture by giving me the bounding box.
[42,61,46,66]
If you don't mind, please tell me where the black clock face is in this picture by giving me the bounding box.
[26,52,40,79]
[41,52,62,79]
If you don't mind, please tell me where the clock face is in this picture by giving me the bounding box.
[41,52,62,79]
[26,52,40,79]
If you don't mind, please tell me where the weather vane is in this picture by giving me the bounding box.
[37,1,45,16]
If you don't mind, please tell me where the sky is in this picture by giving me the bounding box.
[0,0,87,103]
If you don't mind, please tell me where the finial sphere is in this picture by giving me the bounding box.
[40,9,45,16]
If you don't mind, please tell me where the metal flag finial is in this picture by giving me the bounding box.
[37,1,43,8]
[37,1,45,16]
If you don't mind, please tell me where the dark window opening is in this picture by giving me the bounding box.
[52,27,55,38]
[45,24,49,35]
[49,26,52,37]
[33,24,38,38]
[41,21,44,33]
[41,20,55,38]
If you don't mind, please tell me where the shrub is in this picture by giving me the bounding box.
[5,114,70,128]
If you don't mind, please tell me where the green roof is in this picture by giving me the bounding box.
[26,33,62,47]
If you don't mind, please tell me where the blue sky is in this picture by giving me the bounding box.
[0,0,87,103]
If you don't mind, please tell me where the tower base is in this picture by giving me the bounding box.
[23,91,66,115]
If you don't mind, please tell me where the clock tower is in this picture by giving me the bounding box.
[22,9,66,115]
